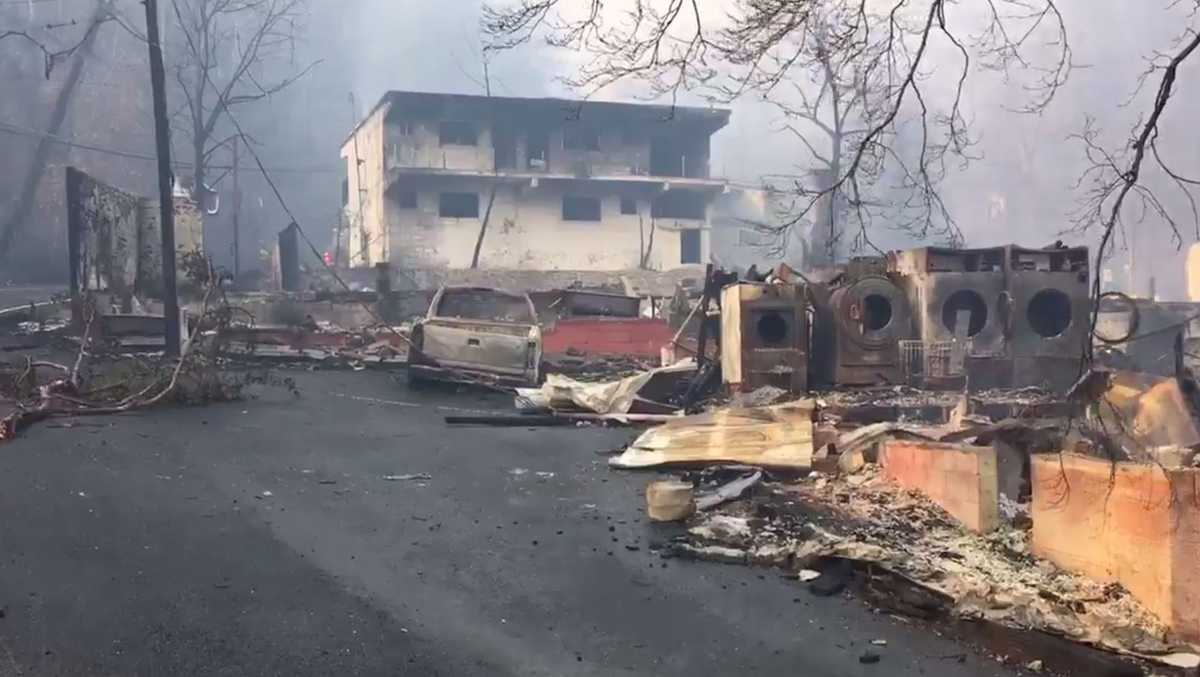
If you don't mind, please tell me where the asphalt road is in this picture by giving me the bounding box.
[0,370,1018,676]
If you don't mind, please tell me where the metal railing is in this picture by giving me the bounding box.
[900,338,973,381]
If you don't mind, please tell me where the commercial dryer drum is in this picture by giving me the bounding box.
[720,282,809,393]
[810,273,914,386]
[891,246,1010,387]
[1006,246,1089,390]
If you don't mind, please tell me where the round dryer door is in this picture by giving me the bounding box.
[835,276,910,348]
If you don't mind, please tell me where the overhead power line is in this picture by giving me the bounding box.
[0,120,341,175]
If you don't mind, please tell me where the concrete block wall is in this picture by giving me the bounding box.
[879,440,1000,533]
[1031,453,1200,643]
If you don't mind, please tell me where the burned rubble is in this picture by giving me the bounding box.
[2,86,1200,677]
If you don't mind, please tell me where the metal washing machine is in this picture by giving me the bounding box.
[890,246,1012,388]
[810,258,915,386]
[1005,245,1090,390]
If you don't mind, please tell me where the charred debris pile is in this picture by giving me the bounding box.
[450,243,1200,674]
[8,241,1200,671]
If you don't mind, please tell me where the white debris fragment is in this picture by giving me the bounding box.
[798,569,822,582]
[1153,653,1200,669]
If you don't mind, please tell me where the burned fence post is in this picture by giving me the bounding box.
[375,262,396,322]
[65,166,84,328]
[278,222,301,292]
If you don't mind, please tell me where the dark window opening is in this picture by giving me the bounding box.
[755,311,789,345]
[862,294,893,332]
[563,125,599,151]
[620,197,638,215]
[527,130,549,170]
[562,196,601,221]
[652,191,706,220]
[396,190,417,209]
[680,229,702,264]
[341,178,349,206]
[650,135,709,178]
[436,289,535,323]
[494,127,516,170]
[439,192,479,218]
[942,289,988,336]
[439,121,477,146]
[1027,289,1072,337]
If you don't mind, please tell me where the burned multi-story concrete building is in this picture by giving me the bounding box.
[340,91,730,271]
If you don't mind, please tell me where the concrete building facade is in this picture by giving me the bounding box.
[340,91,730,272]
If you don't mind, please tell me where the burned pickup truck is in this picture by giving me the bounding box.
[408,286,542,387]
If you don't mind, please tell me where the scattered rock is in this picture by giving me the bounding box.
[859,651,881,664]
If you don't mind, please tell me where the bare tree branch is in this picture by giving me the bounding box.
[1071,27,1200,357]
[484,0,1070,262]
[167,0,316,198]
[0,14,108,78]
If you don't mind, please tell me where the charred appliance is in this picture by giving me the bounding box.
[1006,245,1089,390]
[810,258,915,386]
[891,247,1010,388]
[720,282,809,393]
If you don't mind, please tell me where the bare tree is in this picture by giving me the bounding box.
[167,0,316,204]
[752,4,906,264]
[484,0,1070,258]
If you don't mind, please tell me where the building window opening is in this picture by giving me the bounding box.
[439,121,477,146]
[941,289,988,336]
[396,190,417,209]
[563,125,600,151]
[1027,289,1072,337]
[619,197,638,215]
[562,196,602,221]
[862,294,893,332]
[439,192,479,218]
[756,311,789,345]
[652,190,706,220]
[680,229,702,264]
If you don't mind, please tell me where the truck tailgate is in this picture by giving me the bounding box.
[420,319,535,374]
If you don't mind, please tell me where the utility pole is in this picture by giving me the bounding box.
[232,136,241,280]
[143,0,180,355]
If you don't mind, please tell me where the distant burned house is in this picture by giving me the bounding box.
[339,91,730,271]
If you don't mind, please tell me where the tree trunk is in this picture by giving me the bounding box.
[193,135,206,200]
[828,131,842,261]
[0,3,106,268]
[470,182,499,268]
